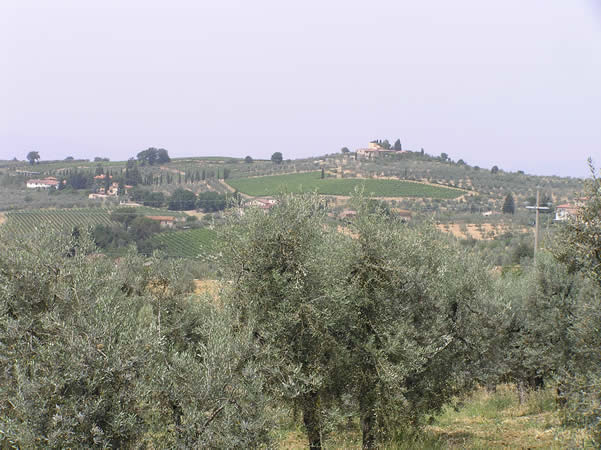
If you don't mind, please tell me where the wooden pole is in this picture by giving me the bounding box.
[534,189,540,258]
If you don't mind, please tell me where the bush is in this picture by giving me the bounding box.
[0,230,272,447]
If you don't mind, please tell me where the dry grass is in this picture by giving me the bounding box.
[193,279,221,300]
[0,212,5,225]
[429,385,590,449]
[437,223,528,241]
[276,385,591,449]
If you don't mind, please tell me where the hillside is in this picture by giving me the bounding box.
[0,150,585,244]
[226,171,465,198]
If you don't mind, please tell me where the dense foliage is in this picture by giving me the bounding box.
[221,194,497,448]
[0,230,271,448]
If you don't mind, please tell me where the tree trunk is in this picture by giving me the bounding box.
[359,383,377,449]
[301,393,321,450]
[517,380,527,405]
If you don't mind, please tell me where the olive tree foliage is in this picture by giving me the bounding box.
[220,194,344,449]
[334,201,496,447]
[221,193,498,449]
[551,160,601,441]
[0,229,271,448]
[491,252,594,402]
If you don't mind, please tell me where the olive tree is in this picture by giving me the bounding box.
[551,160,601,441]
[493,252,590,403]
[0,229,271,448]
[220,194,344,449]
[334,200,495,448]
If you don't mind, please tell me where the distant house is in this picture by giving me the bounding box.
[356,142,406,160]
[146,215,177,229]
[89,182,119,199]
[26,177,59,189]
[88,193,109,200]
[245,198,277,210]
[555,204,579,221]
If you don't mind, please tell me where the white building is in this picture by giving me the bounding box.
[26,177,59,189]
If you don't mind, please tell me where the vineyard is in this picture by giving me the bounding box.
[150,228,218,258]
[2,208,113,233]
[227,172,465,199]
[120,206,187,218]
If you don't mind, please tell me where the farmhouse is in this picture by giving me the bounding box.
[88,193,109,200]
[26,177,59,189]
[146,215,177,229]
[356,142,406,160]
[245,198,277,210]
[89,182,119,199]
[555,204,579,221]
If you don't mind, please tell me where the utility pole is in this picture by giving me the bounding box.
[526,189,550,258]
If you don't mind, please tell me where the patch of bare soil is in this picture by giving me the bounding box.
[437,223,528,240]
[193,279,221,300]
[183,210,206,219]
[159,166,185,175]
[0,213,5,225]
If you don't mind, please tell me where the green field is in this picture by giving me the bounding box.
[150,228,218,258]
[1,206,187,234]
[227,172,464,198]
[3,208,113,233]
[120,206,187,218]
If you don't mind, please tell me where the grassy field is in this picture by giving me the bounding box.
[150,227,218,258]
[276,385,591,449]
[0,206,187,234]
[120,206,188,218]
[227,172,464,199]
[2,208,113,233]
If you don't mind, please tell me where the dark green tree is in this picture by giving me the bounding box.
[197,192,227,212]
[502,193,515,214]
[245,155,254,163]
[142,191,165,208]
[378,139,389,149]
[128,216,160,242]
[110,207,139,229]
[168,188,197,210]
[136,148,169,166]
[393,139,402,151]
[67,170,92,189]
[271,152,283,164]
[156,148,170,163]
[341,147,350,153]
[26,151,40,165]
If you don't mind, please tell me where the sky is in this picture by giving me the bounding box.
[1,0,600,177]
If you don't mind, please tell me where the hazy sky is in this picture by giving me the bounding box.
[1,0,600,177]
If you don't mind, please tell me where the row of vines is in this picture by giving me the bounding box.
[3,208,113,233]
[151,228,217,258]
